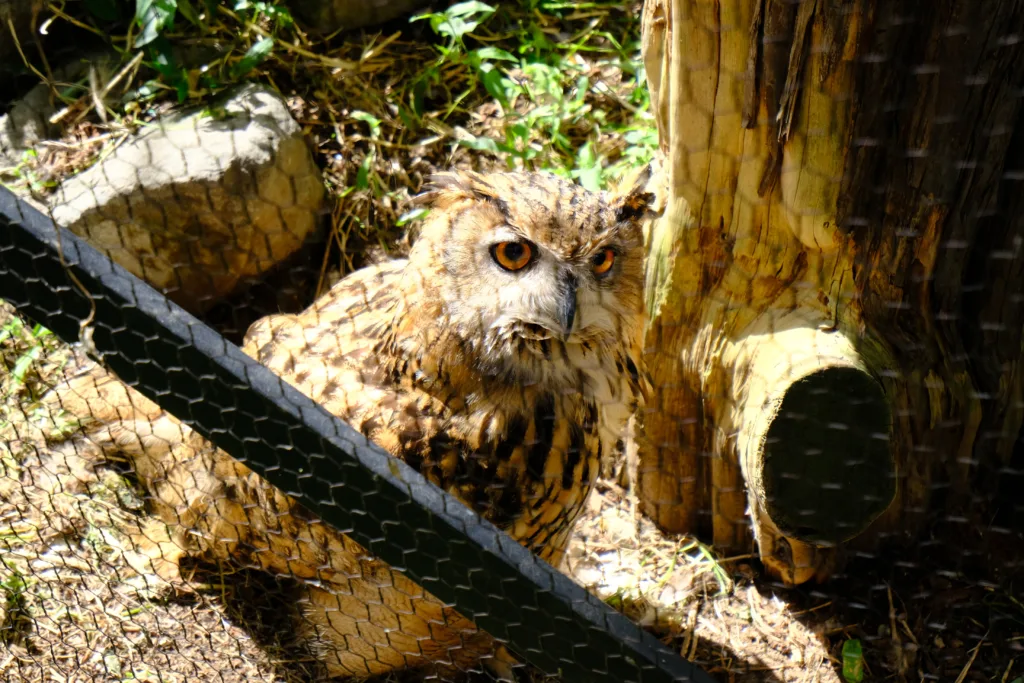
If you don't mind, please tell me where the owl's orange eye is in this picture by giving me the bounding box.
[491,241,534,271]
[592,248,615,277]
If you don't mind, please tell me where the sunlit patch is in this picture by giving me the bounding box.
[564,484,840,682]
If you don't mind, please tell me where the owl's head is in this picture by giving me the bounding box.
[405,170,654,389]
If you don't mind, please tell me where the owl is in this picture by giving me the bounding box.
[46,170,654,680]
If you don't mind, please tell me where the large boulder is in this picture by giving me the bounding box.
[49,84,325,314]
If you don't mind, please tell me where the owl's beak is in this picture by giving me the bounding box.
[558,273,578,339]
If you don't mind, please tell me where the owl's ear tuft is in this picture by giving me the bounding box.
[610,162,660,224]
[411,171,497,208]
[612,188,656,224]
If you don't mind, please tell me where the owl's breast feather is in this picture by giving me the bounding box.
[239,259,640,564]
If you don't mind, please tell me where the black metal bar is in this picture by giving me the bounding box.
[0,185,716,683]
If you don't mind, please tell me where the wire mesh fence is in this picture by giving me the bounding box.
[0,179,717,683]
[1,1,1024,683]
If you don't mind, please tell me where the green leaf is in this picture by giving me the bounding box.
[147,39,188,102]
[409,77,430,118]
[351,111,382,139]
[176,0,200,26]
[445,1,495,18]
[231,37,274,79]
[625,127,658,145]
[575,140,598,167]
[199,72,222,91]
[134,0,177,48]
[575,166,602,192]
[457,136,501,154]
[11,346,41,385]
[356,154,373,189]
[123,80,162,103]
[201,105,231,120]
[397,104,420,131]
[430,1,495,40]
[473,46,516,62]
[84,0,121,22]
[259,3,294,27]
[143,37,190,102]
[572,143,603,191]
[396,208,428,226]
[478,64,509,108]
[841,639,864,683]
[434,16,470,40]
[174,77,189,103]
[146,37,177,77]
[508,123,530,142]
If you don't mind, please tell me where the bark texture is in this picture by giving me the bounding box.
[638,0,1024,585]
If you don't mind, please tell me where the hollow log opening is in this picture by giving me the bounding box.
[760,366,893,545]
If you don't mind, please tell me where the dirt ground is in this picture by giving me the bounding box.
[3,337,1022,683]
[0,341,842,683]
[2,2,1024,683]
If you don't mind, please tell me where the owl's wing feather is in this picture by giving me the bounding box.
[242,258,448,452]
[238,261,603,563]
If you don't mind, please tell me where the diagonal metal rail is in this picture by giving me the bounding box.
[0,185,716,683]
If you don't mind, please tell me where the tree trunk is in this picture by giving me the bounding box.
[637,0,1024,585]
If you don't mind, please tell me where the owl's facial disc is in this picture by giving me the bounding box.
[407,169,649,387]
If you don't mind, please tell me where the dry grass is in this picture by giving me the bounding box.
[0,446,295,683]
[0,333,842,683]
[0,302,327,682]
[2,304,1023,682]
[2,1,656,288]
[564,481,840,683]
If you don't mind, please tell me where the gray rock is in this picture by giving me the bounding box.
[49,84,325,314]
[291,0,430,33]
[2,50,122,171]
[0,82,55,168]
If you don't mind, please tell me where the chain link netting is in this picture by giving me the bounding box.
[1,1,1023,683]
[0,184,714,683]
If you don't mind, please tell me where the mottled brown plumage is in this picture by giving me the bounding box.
[46,170,654,679]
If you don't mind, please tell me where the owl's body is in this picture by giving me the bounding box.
[48,171,652,679]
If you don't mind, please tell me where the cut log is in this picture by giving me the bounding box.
[637,0,1024,584]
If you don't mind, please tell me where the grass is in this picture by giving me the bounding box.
[3,0,658,285]
[0,301,306,682]
[0,302,79,449]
